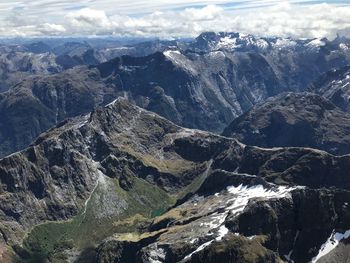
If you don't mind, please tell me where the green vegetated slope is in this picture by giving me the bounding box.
[22,176,175,263]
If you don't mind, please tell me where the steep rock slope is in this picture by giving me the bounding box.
[0,49,290,158]
[0,39,185,93]
[223,92,350,155]
[0,99,349,262]
[310,65,350,112]
[0,66,114,158]
[191,32,350,90]
[0,49,62,93]
[96,50,284,131]
[0,42,108,93]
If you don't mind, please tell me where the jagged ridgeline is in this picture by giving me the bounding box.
[0,99,349,263]
[222,92,350,155]
[2,32,350,160]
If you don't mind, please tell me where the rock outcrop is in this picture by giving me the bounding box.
[310,65,350,112]
[223,92,350,155]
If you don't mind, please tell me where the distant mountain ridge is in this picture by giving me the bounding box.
[190,32,350,52]
[0,32,350,158]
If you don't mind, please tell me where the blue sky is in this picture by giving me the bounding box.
[1,1,350,38]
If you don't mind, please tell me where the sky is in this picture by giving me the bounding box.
[1,0,350,39]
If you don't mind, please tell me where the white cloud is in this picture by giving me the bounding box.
[66,8,111,28]
[39,23,66,34]
[183,5,224,21]
[0,1,350,39]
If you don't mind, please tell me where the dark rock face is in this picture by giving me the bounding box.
[0,50,62,93]
[24,42,52,54]
[96,239,139,263]
[96,50,286,133]
[185,235,281,263]
[237,146,350,189]
[0,99,235,261]
[0,41,115,93]
[0,66,115,158]
[228,188,350,263]
[0,49,290,157]
[223,92,350,155]
[0,39,181,93]
[53,42,105,69]
[310,65,350,112]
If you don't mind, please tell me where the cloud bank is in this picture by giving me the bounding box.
[1,1,350,39]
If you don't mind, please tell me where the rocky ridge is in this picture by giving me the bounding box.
[2,34,350,159]
[310,65,350,112]
[222,92,350,155]
[0,99,349,262]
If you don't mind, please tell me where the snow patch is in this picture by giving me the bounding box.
[163,50,197,74]
[339,43,349,51]
[256,39,269,49]
[312,229,350,262]
[273,38,297,49]
[284,230,299,263]
[217,36,239,50]
[184,184,297,260]
[105,98,119,107]
[226,184,293,216]
[149,247,166,263]
[285,250,294,263]
[208,50,225,59]
[307,38,326,49]
[163,50,181,58]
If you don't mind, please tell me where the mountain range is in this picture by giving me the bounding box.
[0,32,350,263]
[0,99,349,263]
[1,32,350,158]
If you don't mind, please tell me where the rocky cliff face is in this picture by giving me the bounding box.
[0,49,62,93]
[0,66,116,158]
[0,41,110,93]
[0,99,349,263]
[310,65,350,112]
[96,50,286,131]
[222,92,350,155]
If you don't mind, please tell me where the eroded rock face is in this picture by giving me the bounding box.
[185,235,282,263]
[310,65,350,112]
[0,66,114,158]
[228,188,350,263]
[223,92,350,155]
